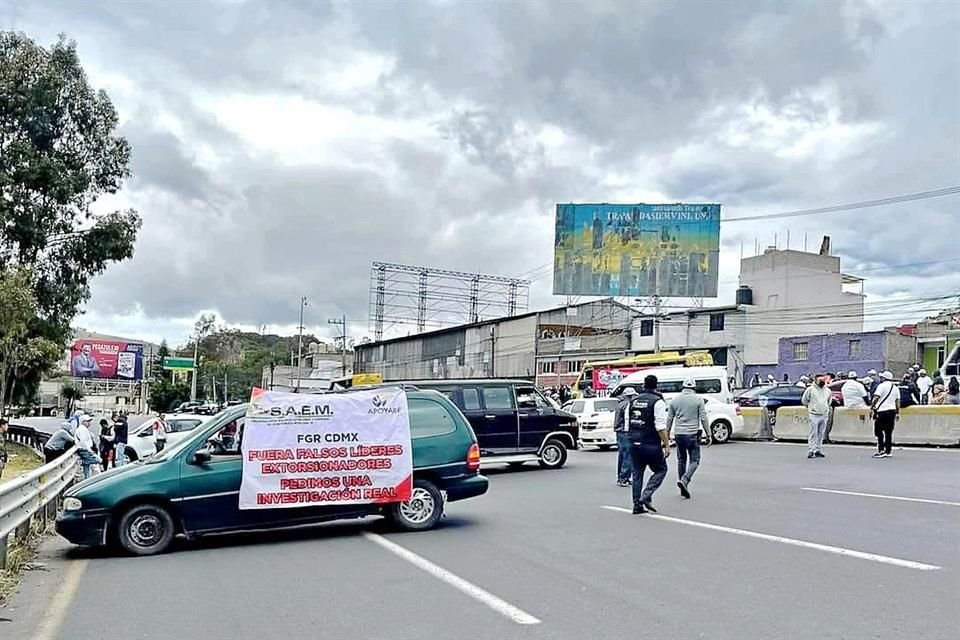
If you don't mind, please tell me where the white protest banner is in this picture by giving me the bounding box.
[239,387,413,510]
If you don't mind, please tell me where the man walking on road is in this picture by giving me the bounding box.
[626,375,670,514]
[113,414,129,466]
[613,387,636,486]
[668,378,709,499]
[801,375,832,459]
[871,371,900,458]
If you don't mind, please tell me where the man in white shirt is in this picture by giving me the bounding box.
[841,371,869,409]
[915,369,933,404]
[75,415,100,479]
[625,375,670,514]
[871,371,900,458]
[801,375,833,459]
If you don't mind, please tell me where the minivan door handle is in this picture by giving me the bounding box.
[484,414,497,419]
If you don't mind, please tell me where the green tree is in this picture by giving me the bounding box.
[0,268,59,406]
[148,379,190,413]
[0,32,141,389]
[60,383,84,415]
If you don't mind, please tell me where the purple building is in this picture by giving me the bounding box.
[744,329,917,382]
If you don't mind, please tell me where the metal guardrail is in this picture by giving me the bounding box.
[0,447,78,569]
[5,423,50,453]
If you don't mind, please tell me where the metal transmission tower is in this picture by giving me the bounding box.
[368,262,531,340]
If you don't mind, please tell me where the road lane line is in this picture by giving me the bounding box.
[30,559,88,640]
[801,487,960,507]
[363,533,541,625]
[601,506,940,571]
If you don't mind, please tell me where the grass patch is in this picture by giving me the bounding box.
[0,443,49,606]
[2,441,44,480]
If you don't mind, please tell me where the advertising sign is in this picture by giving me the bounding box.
[554,203,721,297]
[69,339,144,380]
[239,387,413,510]
[591,367,648,395]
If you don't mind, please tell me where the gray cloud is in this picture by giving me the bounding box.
[6,0,958,342]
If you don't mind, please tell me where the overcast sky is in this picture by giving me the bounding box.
[4,0,959,346]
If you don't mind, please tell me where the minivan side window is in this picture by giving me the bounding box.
[462,387,481,411]
[482,386,515,410]
[408,398,458,438]
[516,386,550,409]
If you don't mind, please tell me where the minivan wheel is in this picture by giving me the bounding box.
[389,479,444,531]
[711,420,732,444]
[538,439,568,469]
[117,504,176,555]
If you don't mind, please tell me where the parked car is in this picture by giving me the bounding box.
[617,366,735,404]
[120,414,208,463]
[405,379,579,469]
[57,391,489,556]
[734,384,805,411]
[701,397,744,444]
[172,401,202,414]
[562,398,620,449]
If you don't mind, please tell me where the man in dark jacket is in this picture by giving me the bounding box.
[113,415,129,466]
[626,375,671,514]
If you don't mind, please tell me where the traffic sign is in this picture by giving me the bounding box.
[162,356,195,371]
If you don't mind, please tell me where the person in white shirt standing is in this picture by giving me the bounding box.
[915,369,933,404]
[870,371,900,458]
[801,375,833,459]
[840,371,869,409]
[153,414,168,453]
[75,415,100,479]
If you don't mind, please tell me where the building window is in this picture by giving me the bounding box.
[848,339,861,358]
[709,313,725,332]
[566,360,582,374]
[936,346,945,368]
[793,342,809,361]
[639,319,654,336]
[539,361,556,374]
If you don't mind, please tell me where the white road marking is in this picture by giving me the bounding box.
[363,532,541,625]
[801,487,960,507]
[601,506,941,571]
[31,559,88,640]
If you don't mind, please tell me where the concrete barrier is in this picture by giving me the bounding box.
[772,406,810,441]
[735,405,960,447]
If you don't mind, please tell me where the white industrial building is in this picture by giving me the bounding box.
[354,299,634,386]
[631,243,866,385]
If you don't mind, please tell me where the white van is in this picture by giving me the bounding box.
[614,366,733,404]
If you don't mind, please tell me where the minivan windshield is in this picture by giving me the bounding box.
[145,413,224,463]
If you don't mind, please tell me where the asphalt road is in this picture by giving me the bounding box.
[4,442,959,640]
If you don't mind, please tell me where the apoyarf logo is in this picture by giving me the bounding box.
[369,394,401,415]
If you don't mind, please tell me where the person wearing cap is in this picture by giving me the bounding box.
[915,369,933,404]
[667,378,709,498]
[898,374,920,409]
[625,374,670,514]
[801,374,832,459]
[840,371,869,409]
[612,387,636,486]
[870,371,900,458]
[43,421,76,463]
[795,375,809,389]
[75,415,100,479]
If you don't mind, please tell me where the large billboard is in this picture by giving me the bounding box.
[69,339,145,380]
[553,203,721,297]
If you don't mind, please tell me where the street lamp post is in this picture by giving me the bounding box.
[296,297,308,392]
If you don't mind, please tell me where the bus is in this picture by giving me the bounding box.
[328,373,384,390]
[572,351,714,398]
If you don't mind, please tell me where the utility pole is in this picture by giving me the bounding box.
[191,339,200,402]
[653,266,661,354]
[489,326,496,378]
[328,315,347,376]
[296,296,308,393]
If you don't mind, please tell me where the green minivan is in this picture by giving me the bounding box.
[57,390,488,555]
